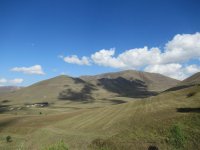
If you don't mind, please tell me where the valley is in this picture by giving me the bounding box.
[0,71,199,150]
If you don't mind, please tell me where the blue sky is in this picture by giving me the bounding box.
[1,0,200,86]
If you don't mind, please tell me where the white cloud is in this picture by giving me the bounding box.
[145,64,200,80]
[0,78,7,83]
[60,33,200,80]
[90,33,200,79]
[162,32,200,63]
[90,47,162,69]
[118,47,161,67]
[91,48,126,68]
[183,64,200,75]
[144,64,186,80]
[9,78,24,84]
[0,78,24,85]
[90,33,200,69]
[62,55,90,65]
[11,65,45,75]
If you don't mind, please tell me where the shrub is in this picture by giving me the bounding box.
[6,136,12,142]
[43,140,68,150]
[168,124,186,149]
[148,145,159,150]
[2,100,9,103]
[187,92,196,98]
[91,138,116,150]
[39,112,42,115]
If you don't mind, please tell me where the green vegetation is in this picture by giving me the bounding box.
[90,138,116,150]
[168,124,186,149]
[187,92,196,97]
[43,140,68,150]
[6,135,12,142]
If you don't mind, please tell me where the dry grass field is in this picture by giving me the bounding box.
[0,84,199,150]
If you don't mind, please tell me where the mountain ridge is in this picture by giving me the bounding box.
[0,70,180,104]
[80,70,180,92]
[165,72,200,92]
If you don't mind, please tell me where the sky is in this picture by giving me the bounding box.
[0,0,200,86]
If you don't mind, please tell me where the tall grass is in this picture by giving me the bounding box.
[43,140,68,150]
[168,124,186,149]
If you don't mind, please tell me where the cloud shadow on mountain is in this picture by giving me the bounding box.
[98,77,157,98]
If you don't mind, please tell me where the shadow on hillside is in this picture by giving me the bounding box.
[164,85,195,92]
[177,108,200,113]
[109,99,127,105]
[73,77,86,84]
[0,105,10,113]
[0,118,19,131]
[98,77,157,98]
[1,99,10,103]
[58,84,96,102]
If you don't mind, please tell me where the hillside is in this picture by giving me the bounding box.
[178,72,200,86]
[0,75,93,105]
[0,86,22,94]
[166,72,200,92]
[81,70,179,92]
[0,80,199,150]
[0,70,179,105]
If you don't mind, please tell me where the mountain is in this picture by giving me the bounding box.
[165,72,200,92]
[0,71,199,150]
[0,73,199,150]
[81,70,179,92]
[0,75,94,104]
[0,70,180,104]
[0,86,22,94]
[178,72,200,86]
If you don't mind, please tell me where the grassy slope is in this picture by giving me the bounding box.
[0,75,87,105]
[0,70,179,107]
[0,85,199,150]
[178,72,200,86]
[0,86,22,94]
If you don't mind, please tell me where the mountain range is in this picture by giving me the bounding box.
[0,70,180,105]
[0,70,200,150]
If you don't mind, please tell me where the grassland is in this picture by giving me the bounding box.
[0,85,199,150]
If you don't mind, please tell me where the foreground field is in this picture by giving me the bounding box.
[0,85,200,150]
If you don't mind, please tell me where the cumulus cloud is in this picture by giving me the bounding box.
[162,32,200,63]
[91,33,200,69]
[145,64,200,80]
[90,47,162,69]
[9,78,24,84]
[91,48,126,68]
[61,55,90,65]
[0,78,7,83]
[184,64,200,74]
[11,65,45,75]
[60,32,200,80]
[144,64,185,80]
[0,78,24,85]
[118,47,161,67]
